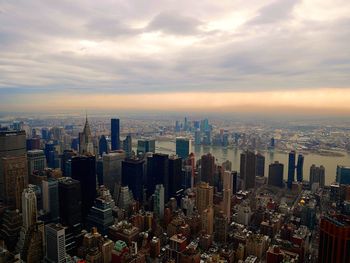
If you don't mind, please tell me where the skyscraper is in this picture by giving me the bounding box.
[45,223,66,263]
[147,153,169,200]
[240,150,256,190]
[99,135,108,156]
[318,214,350,263]
[268,161,284,188]
[287,151,296,189]
[196,182,213,215]
[123,134,132,158]
[79,116,94,155]
[309,164,325,187]
[200,153,215,186]
[71,155,96,219]
[0,130,26,202]
[22,188,37,230]
[42,178,59,221]
[194,130,201,145]
[137,139,155,155]
[255,153,265,177]
[176,137,191,160]
[102,150,125,192]
[168,155,183,198]
[222,171,232,221]
[296,154,304,182]
[154,184,165,219]
[27,149,46,176]
[111,118,120,151]
[121,158,144,202]
[58,177,82,227]
[336,165,350,185]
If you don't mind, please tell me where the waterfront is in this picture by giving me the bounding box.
[155,140,350,185]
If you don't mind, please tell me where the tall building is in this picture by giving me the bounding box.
[22,188,37,230]
[42,178,59,221]
[147,153,169,199]
[0,209,22,251]
[72,155,96,218]
[196,182,213,215]
[0,130,26,202]
[122,134,132,158]
[214,211,228,243]
[336,165,350,185]
[201,206,214,235]
[222,171,232,221]
[137,139,155,155]
[194,130,201,145]
[318,214,350,263]
[99,135,108,156]
[86,186,115,235]
[268,162,284,188]
[240,150,256,190]
[296,154,304,182]
[103,151,125,192]
[255,153,265,177]
[121,158,144,202]
[201,153,215,186]
[58,177,82,227]
[27,149,46,176]
[26,137,40,151]
[168,155,183,198]
[154,184,165,219]
[45,142,60,169]
[309,164,325,187]
[111,118,120,151]
[2,155,28,210]
[45,223,66,263]
[176,137,191,160]
[287,151,296,189]
[79,116,94,155]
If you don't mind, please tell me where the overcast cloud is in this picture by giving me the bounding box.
[0,0,350,111]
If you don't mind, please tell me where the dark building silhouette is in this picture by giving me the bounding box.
[122,158,144,202]
[287,151,296,189]
[168,156,183,198]
[61,150,76,177]
[147,153,169,200]
[99,135,108,156]
[201,153,215,186]
[268,161,284,188]
[58,177,82,227]
[71,155,96,220]
[296,154,304,182]
[26,138,40,151]
[123,134,132,158]
[318,214,350,263]
[111,118,120,150]
[240,150,256,190]
[256,153,265,177]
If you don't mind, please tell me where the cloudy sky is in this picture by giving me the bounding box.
[0,0,349,114]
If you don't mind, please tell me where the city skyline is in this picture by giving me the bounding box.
[1,0,350,114]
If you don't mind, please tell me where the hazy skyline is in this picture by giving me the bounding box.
[1,0,349,114]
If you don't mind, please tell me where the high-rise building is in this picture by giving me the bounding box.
[42,178,59,221]
[72,155,96,218]
[2,155,28,209]
[111,118,120,151]
[255,153,265,177]
[0,209,22,251]
[147,153,169,199]
[176,137,191,160]
[121,158,144,202]
[45,223,66,263]
[27,149,46,176]
[168,155,183,198]
[86,186,115,235]
[26,138,40,151]
[222,171,232,221]
[214,211,228,243]
[79,116,94,155]
[58,177,82,227]
[60,150,76,177]
[0,130,26,202]
[194,130,201,145]
[99,135,108,156]
[22,188,37,230]
[200,153,215,186]
[154,184,165,219]
[45,142,60,169]
[240,150,256,190]
[137,139,155,155]
[268,162,284,188]
[296,154,304,182]
[318,214,350,263]
[201,206,214,235]
[287,151,296,189]
[309,164,325,187]
[122,134,132,158]
[103,151,125,192]
[336,165,350,185]
[196,182,213,215]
